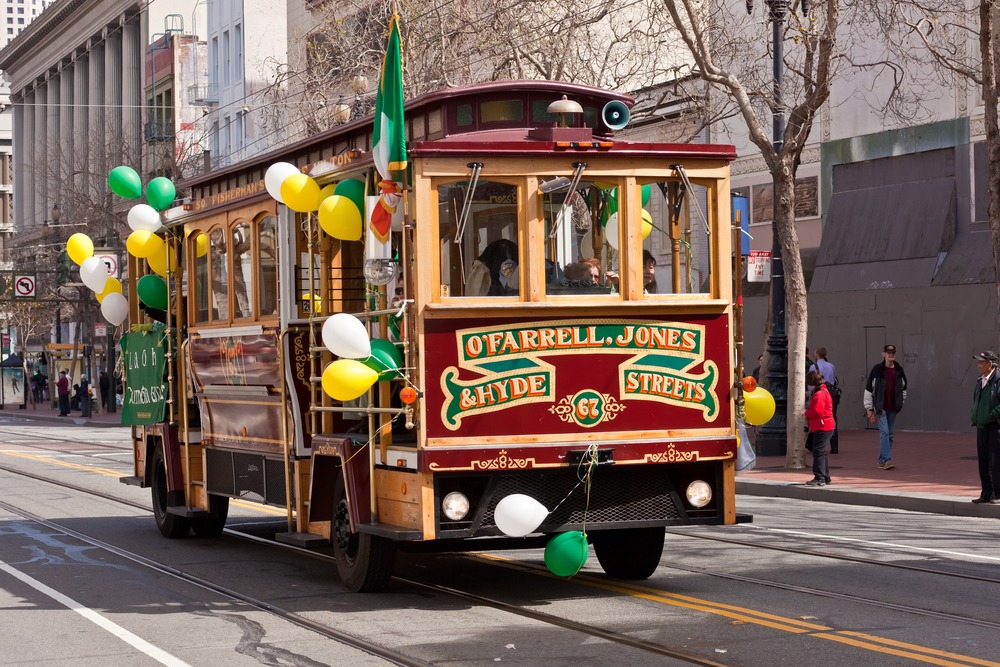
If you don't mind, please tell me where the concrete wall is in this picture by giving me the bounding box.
[744,283,996,433]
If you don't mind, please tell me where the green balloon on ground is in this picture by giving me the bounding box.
[145,177,177,211]
[334,179,366,216]
[544,531,589,577]
[108,166,142,199]
[364,339,403,381]
[136,274,168,311]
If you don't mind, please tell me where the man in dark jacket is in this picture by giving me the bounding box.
[864,344,907,470]
[970,350,1000,504]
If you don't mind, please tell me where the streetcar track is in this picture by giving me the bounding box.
[664,528,1000,585]
[0,462,728,666]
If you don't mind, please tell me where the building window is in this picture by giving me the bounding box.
[234,24,242,80]
[222,30,230,87]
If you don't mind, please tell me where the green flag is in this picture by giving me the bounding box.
[373,14,407,180]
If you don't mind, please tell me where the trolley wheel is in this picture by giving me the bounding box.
[591,527,665,580]
[192,495,230,538]
[331,473,395,592]
[151,444,192,539]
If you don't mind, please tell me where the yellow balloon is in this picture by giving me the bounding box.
[318,183,336,203]
[280,172,322,212]
[147,243,178,277]
[641,209,653,239]
[744,387,776,426]
[66,233,94,266]
[194,233,209,258]
[127,230,152,258]
[321,359,379,401]
[302,292,322,314]
[318,194,363,241]
[96,277,123,304]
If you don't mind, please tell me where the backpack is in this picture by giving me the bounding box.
[826,380,842,406]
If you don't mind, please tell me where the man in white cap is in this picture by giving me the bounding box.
[970,350,1000,504]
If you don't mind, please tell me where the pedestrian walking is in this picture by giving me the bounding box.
[970,350,1000,504]
[809,347,842,453]
[864,344,907,470]
[56,370,70,416]
[99,370,110,412]
[804,370,835,486]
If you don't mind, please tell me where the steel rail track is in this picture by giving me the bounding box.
[0,463,729,667]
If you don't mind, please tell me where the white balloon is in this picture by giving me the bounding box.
[127,204,162,233]
[494,494,548,537]
[101,292,129,326]
[80,256,109,293]
[579,230,594,259]
[265,162,300,203]
[321,313,371,359]
[604,212,619,249]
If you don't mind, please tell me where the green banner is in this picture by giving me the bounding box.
[120,330,167,425]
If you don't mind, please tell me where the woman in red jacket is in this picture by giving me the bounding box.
[804,369,836,486]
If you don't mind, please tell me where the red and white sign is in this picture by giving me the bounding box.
[94,323,107,337]
[748,251,771,283]
[94,253,119,278]
[14,275,35,297]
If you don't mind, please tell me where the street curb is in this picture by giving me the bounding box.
[0,411,126,428]
[736,479,1000,519]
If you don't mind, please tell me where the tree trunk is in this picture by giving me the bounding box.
[983,0,1000,349]
[774,161,809,469]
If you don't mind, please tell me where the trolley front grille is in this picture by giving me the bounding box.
[206,448,287,506]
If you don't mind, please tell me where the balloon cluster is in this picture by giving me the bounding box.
[319,313,403,401]
[108,166,179,322]
[265,163,365,242]
[493,494,589,577]
[63,232,128,326]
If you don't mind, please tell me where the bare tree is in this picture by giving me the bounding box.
[661,0,841,467]
[268,0,689,141]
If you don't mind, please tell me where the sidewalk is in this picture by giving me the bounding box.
[0,403,126,428]
[737,428,1000,518]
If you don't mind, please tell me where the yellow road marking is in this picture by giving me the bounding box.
[474,553,1000,667]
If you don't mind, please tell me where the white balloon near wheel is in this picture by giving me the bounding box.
[494,494,549,537]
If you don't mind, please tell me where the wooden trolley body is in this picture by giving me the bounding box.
[121,80,746,592]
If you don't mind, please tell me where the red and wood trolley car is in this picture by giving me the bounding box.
[121,80,748,592]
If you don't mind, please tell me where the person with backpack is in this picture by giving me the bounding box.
[810,347,841,453]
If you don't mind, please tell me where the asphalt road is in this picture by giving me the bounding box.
[1,419,998,667]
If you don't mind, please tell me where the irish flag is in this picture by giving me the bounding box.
[373,14,407,180]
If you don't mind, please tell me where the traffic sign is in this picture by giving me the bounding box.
[13,275,35,297]
[94,253,119,278]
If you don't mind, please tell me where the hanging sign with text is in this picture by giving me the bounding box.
[747,251,771,283]
[120,330,167,425]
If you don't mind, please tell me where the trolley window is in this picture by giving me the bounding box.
[638,178,712,296]
[258,214,278,317]
[209,227,229,321]
[232,221,253,319]
[437,179,521,299]
[191,231,209,323]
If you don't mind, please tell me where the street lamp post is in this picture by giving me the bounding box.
[747,0,805,456]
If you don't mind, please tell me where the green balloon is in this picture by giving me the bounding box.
[641,183,651,206]
[600,189,619,227]
[544,531,589,577]
[108,166,142,199]
[136,274,168,311]
[334,179,366,216]
[363,339,403,381]
[145,177,177,212]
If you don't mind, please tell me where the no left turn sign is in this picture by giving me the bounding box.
[94,253,118,278]
[14,275,35,297]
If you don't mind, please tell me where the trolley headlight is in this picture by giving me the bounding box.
[442,492,470,521]
[685,480,713,508]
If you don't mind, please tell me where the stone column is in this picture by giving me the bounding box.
[59,59,73,190]
[33,83,46,231]
[121,16,142,168]
[13,92,26,230]
[72,50,89,194]
[88,40,106,202]
[104,28,123,162]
